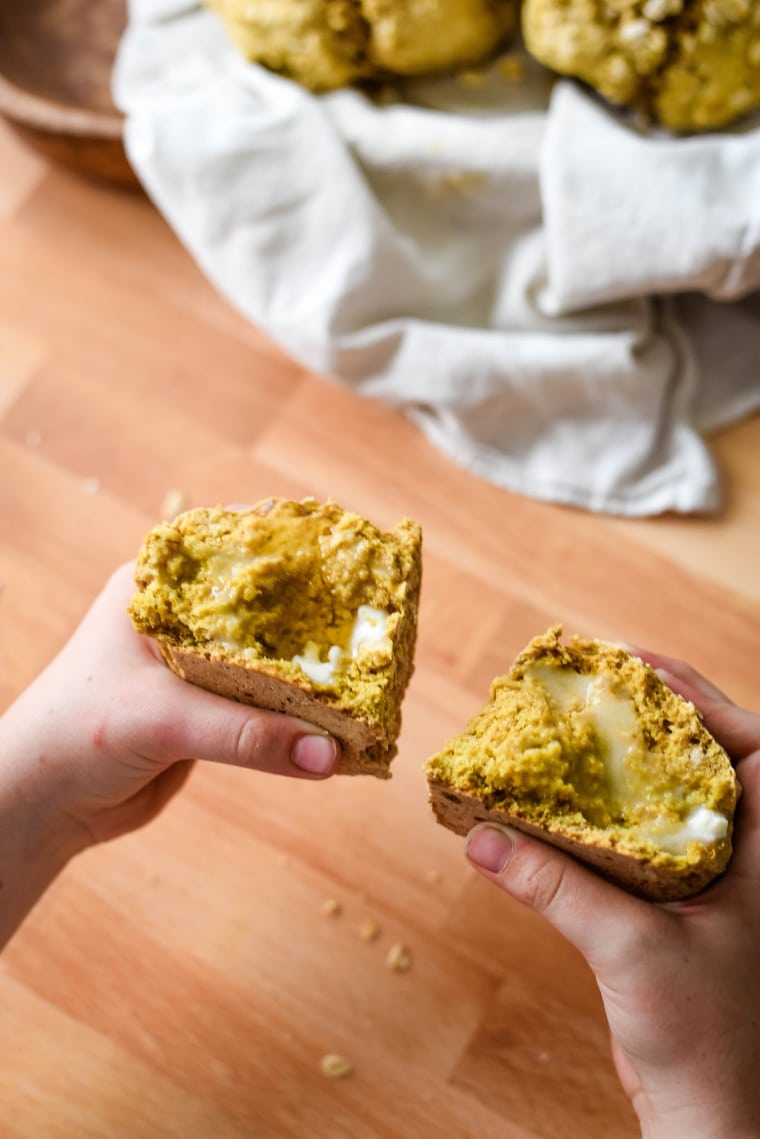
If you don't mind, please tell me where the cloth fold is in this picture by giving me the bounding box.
[113,1,760,515]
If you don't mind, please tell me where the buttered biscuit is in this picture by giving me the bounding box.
[129,498,422,777]
[426,626,739,900]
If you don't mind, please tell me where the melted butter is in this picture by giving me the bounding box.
[293,643,343,685]
[640,806,729,855]
[526,664,729,850]
[205,551,273,580]
[530,665,595,709]
[203,552,275,609]
[527,664,640,808]
[293,608,391,688]
[349,606,391,657]
[582,676,640,808]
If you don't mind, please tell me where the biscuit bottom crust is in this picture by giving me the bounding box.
[428,780,727,901]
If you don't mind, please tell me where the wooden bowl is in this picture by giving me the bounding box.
[0,0,138,187]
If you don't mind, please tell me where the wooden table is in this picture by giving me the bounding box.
[1,119,759,1139]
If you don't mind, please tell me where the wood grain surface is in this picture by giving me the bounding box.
[1,119,759,1139]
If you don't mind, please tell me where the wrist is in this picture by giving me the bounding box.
[0,702,90,948]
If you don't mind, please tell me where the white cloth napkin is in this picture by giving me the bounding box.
[113,0,760,515]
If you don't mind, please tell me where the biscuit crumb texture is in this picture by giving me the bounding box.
[207,0,518,90]
[426,626,739,900]
[129,498,422,778]
[522,0,760,130]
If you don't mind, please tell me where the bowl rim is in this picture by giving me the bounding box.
[0,71,123,139]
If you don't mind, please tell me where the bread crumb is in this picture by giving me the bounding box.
[359,919,382,943]
[322,898,342,917]
[320,1053,352,1079]
[386,944,413,972]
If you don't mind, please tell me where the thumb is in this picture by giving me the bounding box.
[121,670,340,780]
[466,823,652,973]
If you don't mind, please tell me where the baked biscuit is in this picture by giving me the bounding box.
[208,0,518,90]
[522,0,760,130]
[426,627,740,900]
[129,498,422,777]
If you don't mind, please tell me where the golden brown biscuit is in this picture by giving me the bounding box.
[129,498,422,777]
[426,626,740,900]
[522,0,760,131]
[208,0,518,90]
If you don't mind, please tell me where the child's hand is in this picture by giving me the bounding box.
[466,653,760,1139]
[0,563,338,945]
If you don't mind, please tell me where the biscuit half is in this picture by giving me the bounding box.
[426,627,739,901]
[129,498,422,778]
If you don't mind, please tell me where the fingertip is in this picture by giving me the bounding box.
[466,823,515,874]
[291,733,339,777]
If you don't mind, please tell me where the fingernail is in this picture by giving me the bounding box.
[292,734,337,775]
[466,825,514,873]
